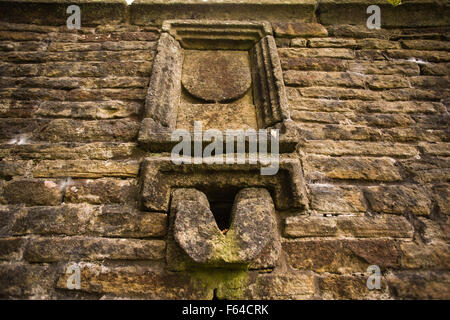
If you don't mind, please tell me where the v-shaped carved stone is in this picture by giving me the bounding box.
[172,188,276,265]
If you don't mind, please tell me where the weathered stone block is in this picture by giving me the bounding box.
[307,184,366,213]
[364,185,432,216]
[303,156,402,182]
[273,22,328,38]
[33,160,140,178]
[0,262,56,299]
[1,179,63,206]
[400,157,450,184]
[318,274,390,300]
[0,237,25,261]
[23,236,166,262]
[282,239,401,273]
[65,178,138,205]
[56,262,210,299]
[238,271,316,300]
[285,215,413,239]
[387,271,450,300]
[0,160,30,179]
[400,241,450,270]
[302,141,419,157]
[12,204,167,238]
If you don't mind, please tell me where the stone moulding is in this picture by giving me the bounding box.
[138,19,299,153]
[139,156,309,213]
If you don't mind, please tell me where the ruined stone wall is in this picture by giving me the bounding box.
[0,0,448,299]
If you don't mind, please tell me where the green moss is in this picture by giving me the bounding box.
[211,230,241,263]
[386,0,401,6]
[190,267,249,300]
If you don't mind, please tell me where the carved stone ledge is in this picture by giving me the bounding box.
[139,156,309,213]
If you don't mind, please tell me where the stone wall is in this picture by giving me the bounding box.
[0,0,449,299]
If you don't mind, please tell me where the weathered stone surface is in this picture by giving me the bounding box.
[2,142,138,160]
[11,204,167,238]
[364,185,432,216]
[35,119,139,142]
[0,262,56,299]
[421,62,450,76]
[0,1,449,301]
[400,157,450,183]
[64,178,138,205]
[303,156,402,182]
[35,101,142,120]
[23,236,166,262]
[290,98,439,114]
[430,184,450,215]
[318,1,450,28]
[0,205,21,237]
[281,57,348,72]
[302,141,419,157]
[0,160,30,179]
[172,188,279,266]
[417,217,450,243]
[387,271,450,300]
[400,241,450,270]
[318,274,390,300]
[176,101,257,131]
[142,32,182,129]
[33,160,140,178]
[283,239,401,273]
[307,184,366,213]
[239,271,316,300]
[130,1,316,26]
[348,60,420,76]
[285,215,413,239]
[273,22,328,38]
[0,237,25,261]
[325,24,393,39]
[279,48,355,60]
[308,37,399,50]
[56,262,210,299]
[419,142,450,156]
[284,71,365,88]
[1,179,63,206]
[182,50,251,102]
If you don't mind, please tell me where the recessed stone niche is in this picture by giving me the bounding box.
[138,20,298,152]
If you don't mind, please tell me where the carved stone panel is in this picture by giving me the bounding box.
[138,20,298,152]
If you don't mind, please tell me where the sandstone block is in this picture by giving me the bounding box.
[1,179,63,206]
[282,239,401,273]
[364,185,432,215]
[285,215,413,239]
[273,22,328,38]
[303,155,402,182]
[33,160,140,178]
[23,236,166,262]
